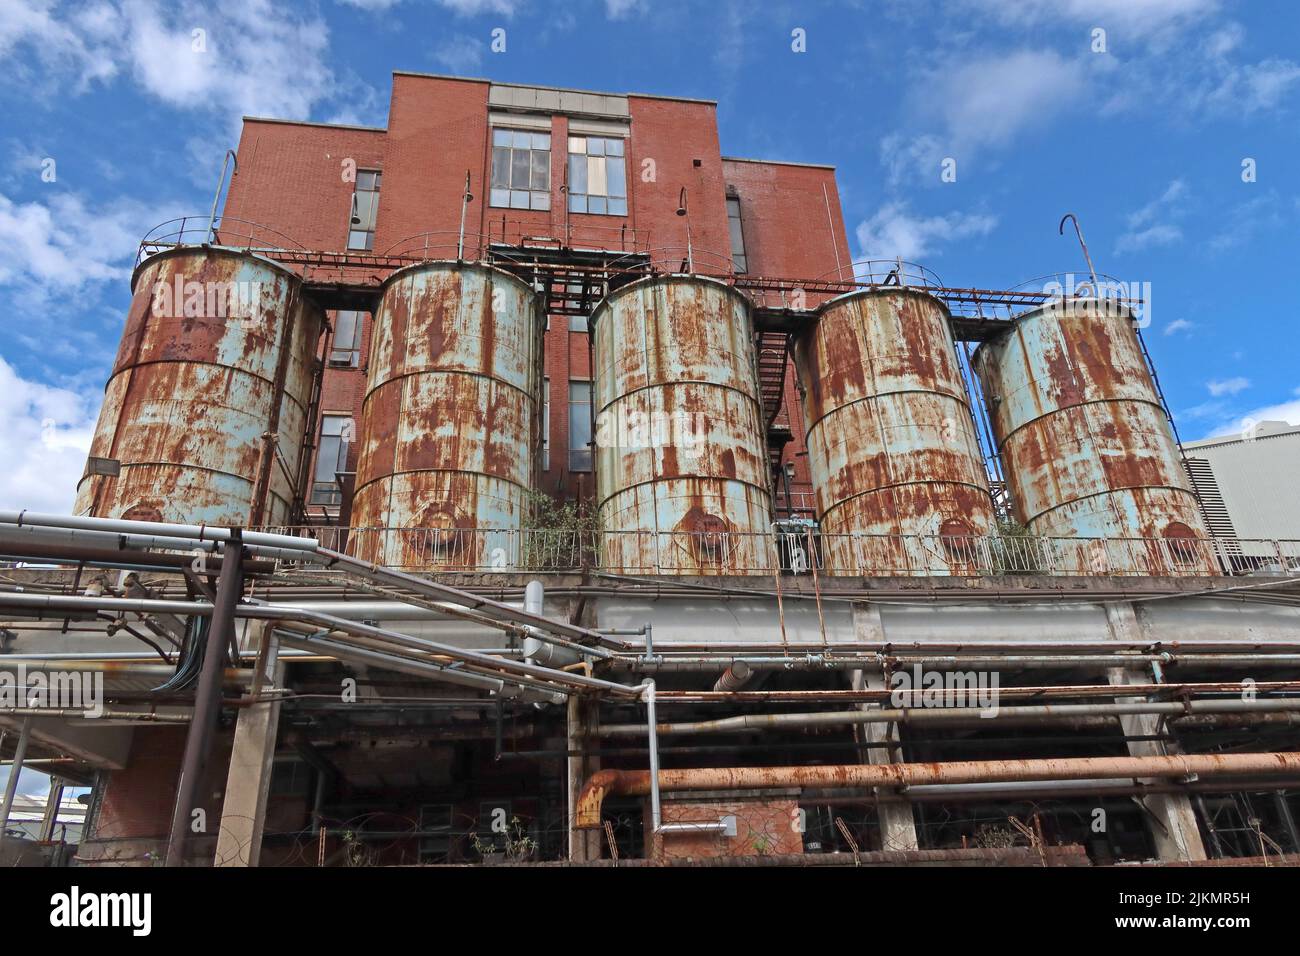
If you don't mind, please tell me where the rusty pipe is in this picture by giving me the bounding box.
[574,751,1300,829]
[712,660,754,692]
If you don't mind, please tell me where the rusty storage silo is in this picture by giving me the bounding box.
[973,299,1213,574]
[349,262,543,570]
[793,288,996,575]
[592,275,775,574]
[74,247,323,527]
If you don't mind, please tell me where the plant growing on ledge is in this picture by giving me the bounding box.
[520,489,601,571]
[991,519,1045,575]
[472,817,539,864]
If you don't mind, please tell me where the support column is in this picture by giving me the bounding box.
[567,695,602,862]
[1104,601,1207,862]
[215,624,283,867]
[851,603,918,852]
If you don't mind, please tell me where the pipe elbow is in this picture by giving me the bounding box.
[575,769,628,830]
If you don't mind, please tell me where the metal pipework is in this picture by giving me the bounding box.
[644,679,662,834]
[0,590,634,698]
[0,510,319,553]
[575,751,1300,829]
[165,533,244,867]
[521,580,584,668]
[713,660,755,692]
[239,604,634,697]
[597,698,1300,737]
[610,652,1300,672]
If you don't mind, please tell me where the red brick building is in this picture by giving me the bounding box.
[222,72,850,521]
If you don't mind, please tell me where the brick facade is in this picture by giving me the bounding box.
[222,72,847,519]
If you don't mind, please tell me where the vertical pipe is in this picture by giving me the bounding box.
[644,680,661,836]
[165,531,245,866]
[0,715,34,844]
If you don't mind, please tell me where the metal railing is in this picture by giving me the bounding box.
[254,527,1300,578]
[135,216,306,269]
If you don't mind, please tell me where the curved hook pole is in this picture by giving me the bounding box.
[206,150,239,245]
[1058,213,1099,291]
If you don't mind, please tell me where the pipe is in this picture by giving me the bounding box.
[0,707,190,722]
[713,660,755,692]
[597,698,1300,737]
[644,680,661,833]
[0,592,636,698]
[0,715,33,843]
[521,580,583,667]
[609,653,1300,672]
[0,510,318,552]
[165,534,244,866]
[575,751,1300,829]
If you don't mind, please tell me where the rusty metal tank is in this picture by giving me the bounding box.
[349,261,543,570]
[74,247,323,526]
[793,288,997,575]
[591,275,775,574]
[973,299,1213,574]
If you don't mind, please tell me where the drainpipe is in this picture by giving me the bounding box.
[0,715,33,844]
[575,751,1300,830]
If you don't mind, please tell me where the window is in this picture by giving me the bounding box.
[542,377,550,471]
[491,129,551,210]
[311,415,352,506]
[568,380,592,472]
[727,196,748,273]
[567,136,627,215]
[329,311,364,367]
[347,170,381,251]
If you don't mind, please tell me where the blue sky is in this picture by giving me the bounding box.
[1,0,1298,515]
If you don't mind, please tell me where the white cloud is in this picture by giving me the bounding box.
[605,0,646,18]
[2,1,346,124]
[1203,398,1300,438]
[855,201,997,261]
[1115,179,1189,254]
[935,50,1090,151]
[963,0,1219,42]
[0,190,173,306]
[883,48,1092,183]
[0,0,118,90]
[1163,318,1193,336]
[1208,192,1284,252]
[0,357,97,514]
[436,0,520,13]
[432,32,485,73]
[1206,376,1250,397]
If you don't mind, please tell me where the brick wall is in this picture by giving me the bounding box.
[221,74,850,518]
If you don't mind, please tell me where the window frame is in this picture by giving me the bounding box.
[567,135,628,217]
[568,379,593,473]
[310,414,353,506]
[726,195,748,274]
[490,128,552,211]
[328,310,365,368]
[347,170,382,251]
